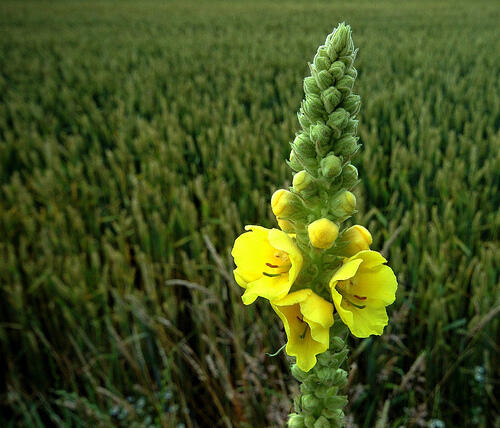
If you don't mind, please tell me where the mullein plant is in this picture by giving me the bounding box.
[231,23,397,427]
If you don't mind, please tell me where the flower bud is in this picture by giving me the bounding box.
[332,336,345,351]
[304,415,315,428]
[271,189,297,217]
[313,416,330,428]
[297,110,312,130]
[327,108,349,138]
[344,118,359,135]
[277,218,295,233]
[346,66,358,79]
[301,394,320,411]
[320,154,342,178]
[333,135,359,157]
[321,86,342,114]
[291,364,308,382]
[342,94,361,115]
[341,163,358,188]
[342,225,372,256]
[324,396,348,410]
[309,122,332,154]
[331,190,356,219]
[313,50,331,72]
[315,69,333,91]
[292,170,313,192]
[292,133,316,160]
[329,60,345,80]
[330,24,350,58]
[287,414,305,428]
[288,150,302,171]
[308,218,339,249]
[303,76,320,96]
[303,93,324,121]
[337,75,355,96]
[339,53,354,68]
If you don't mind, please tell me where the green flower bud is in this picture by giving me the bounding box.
[298,111,312,130]
[332,370,348,387]
[316,367,335,382]
[346,66,358,79]
[293,170,314,192]
[333,135,359,157]
[302,394,320,411]
[303,93,324,121]
[313,50,331,72]
[330,24,350,58]
[344,118,359,135]
[320,154,342,178]
[336,75,355,96]
[309,122,332,154]
[316,69,333,91]
[331,190,356,219]
[327,108,349,138]
[291,364,308,382]
[313,416,330,428]
[288,150,303,171]
[329,60,345,81]
[341,163,358,188]
[324,396,348,410]
[339,54,354,68]
[342,94,361,115]
[292,133,316,160]
[321,86,342,114]
[303,76,320,96]
[304,415,316,428]
[288,413,306,428]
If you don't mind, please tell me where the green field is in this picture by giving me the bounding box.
[1,0,499,426]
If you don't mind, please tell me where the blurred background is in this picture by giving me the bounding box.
[1,0,499,427]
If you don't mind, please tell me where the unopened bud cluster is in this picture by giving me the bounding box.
[273,23,361,252]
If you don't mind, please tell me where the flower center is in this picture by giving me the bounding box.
[262,251,291,277]
[336,279,367,309]
[296,315,309,339]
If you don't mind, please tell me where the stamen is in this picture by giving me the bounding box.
[296,316,304,323]
[262,272,281,277]
[354,295,367,300]
[299,324,308,339]
[344,298,366,309]
[266,263,279,268]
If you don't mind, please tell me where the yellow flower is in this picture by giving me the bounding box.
[329,250,397,338]
[232,225,303,305]
[272,289,334,372]
[341,225,372,257]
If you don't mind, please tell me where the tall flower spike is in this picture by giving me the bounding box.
[286,22,361,246]
[285,23,362,427]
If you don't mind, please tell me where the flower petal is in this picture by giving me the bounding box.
[353,264,397,305]
[349,250,387,269]
[241,274,290,305]
[330,258,363,284]
[300,292,334,329]
[231,227,275,277]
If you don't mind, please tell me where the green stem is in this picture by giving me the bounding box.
[287,325,349,428]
